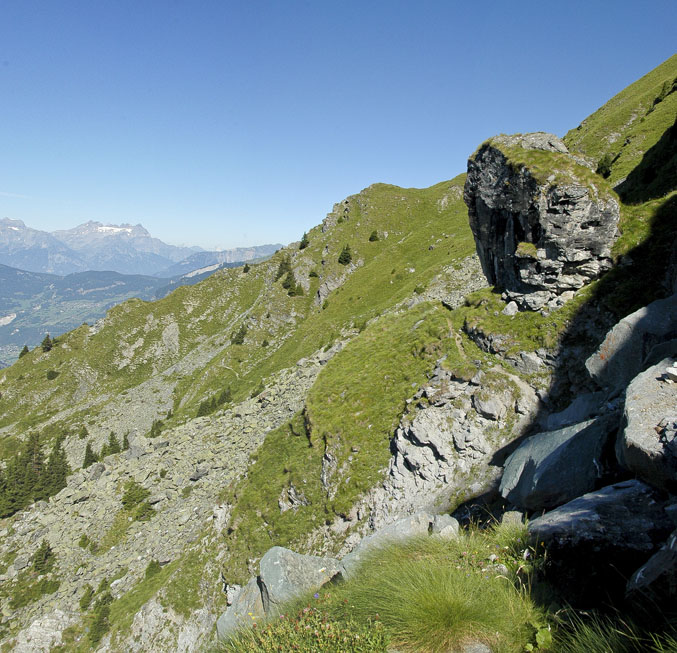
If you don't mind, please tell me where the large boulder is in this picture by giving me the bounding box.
[215,576,265,639]
[529,480,673,605]
[585,293,677,394]
[464,133,620,310]
[616,357,677,492]
[258,546,341,613]
[500,415,617,511]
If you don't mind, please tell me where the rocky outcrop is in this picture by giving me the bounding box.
[529,480,673,604]
[363,364,539,527]
[616,357,677,492]
[500,414,618,511]
[259,547,341,613]
[464,133,620,310]
[585,293,677,394]
[217,511,458,639]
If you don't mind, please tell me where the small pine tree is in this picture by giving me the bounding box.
[19,345,29,358]
[338,244,352,265]
[83,441,98,469]
[107,432,121,455]
[596,153,613,179]
[243,263,251,273]
[217,387,232,405]
[231,323,247,345]
[281,270,295,290]
[369,230,379,242]
[79,584,94,610]
[32,539,55,574]
[196,400,211,417]
[122,433,130,450]
[274,255,292,281]
[41,334,53,352]
[45,435,71,496]
[299,232,309,249]
[145,559,161,579]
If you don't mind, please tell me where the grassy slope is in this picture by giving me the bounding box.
[564,53,677,187]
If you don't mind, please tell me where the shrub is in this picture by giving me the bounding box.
[309,269,319,278]
[232,324,247,345]
[596,153,613,179]
[145,559,161,579]
[32,540,55,574]
[46,370,59,380]
[83,441,98,468]
[79,584,94,610]
[369,230,379,242]
[121,481,150,511]
[243,263,251,273]
[338,244,352,265]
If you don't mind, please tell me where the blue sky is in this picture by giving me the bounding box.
[1,1,675,250]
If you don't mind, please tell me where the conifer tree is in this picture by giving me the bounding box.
[338,244,352,265]
[83,441,98,469]
[45,435,71,496]
[299,232,309,249]
[123,433,130,450]
[231,323,247,345]
[19,345,29,358]
[41,334,53,352]
[243,263,251,273]
[107,432,121,455]
[32,539,55,574]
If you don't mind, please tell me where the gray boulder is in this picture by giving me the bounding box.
[464,133,619,310]
[259,546,341,613]
[616,357,677,492]
[529,480,673,604]
[545,391,606,430]
[585,293,677,394]
[216,576,264,639]
[500,415,617,511]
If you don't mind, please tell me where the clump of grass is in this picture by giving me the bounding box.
[220,522,549,653]
[553,611,677,653]
[329,528,544,653]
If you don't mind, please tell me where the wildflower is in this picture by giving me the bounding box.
[314,592,319,599]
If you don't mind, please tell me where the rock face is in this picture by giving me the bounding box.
[529,480,673,604]
[259,547,342,612]
[585,293,677,394]
[464,133,620,310]
[616,357,677,492]
[500,415,618,511]
[216,546,342,639]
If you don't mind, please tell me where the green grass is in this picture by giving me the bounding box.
[219,301,482,583]
[564,53,677,188]
[219,521,550,653]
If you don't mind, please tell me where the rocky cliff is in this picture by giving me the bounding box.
[464,133,620,310]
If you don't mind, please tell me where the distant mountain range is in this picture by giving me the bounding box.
[0,218,281,277]
[0,255,274,366]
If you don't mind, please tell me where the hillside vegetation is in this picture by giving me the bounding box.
[0,55,676,652]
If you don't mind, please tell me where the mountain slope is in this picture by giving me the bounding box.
[0,55,676,652]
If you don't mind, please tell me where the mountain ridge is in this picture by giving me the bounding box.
[0,54,675,651]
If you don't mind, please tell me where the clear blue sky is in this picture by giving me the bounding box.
[1,1,675,250]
